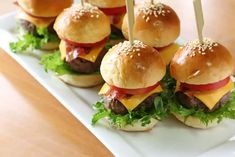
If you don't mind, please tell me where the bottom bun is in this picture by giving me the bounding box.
[109,118,158,132]
[41,41,59,50]
[59,73,104,88]
[173,113,219,129]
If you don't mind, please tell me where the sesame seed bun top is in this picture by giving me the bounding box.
[170,38,234,84]
[101,40,166,89]
[122,2,180,48]
[54,3,111,44]
[17,0,73,17]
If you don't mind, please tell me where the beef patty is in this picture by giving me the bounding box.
[67,49,107,74]
[19,19,55,34]
[175,91,230,112]
[103,93,159,115]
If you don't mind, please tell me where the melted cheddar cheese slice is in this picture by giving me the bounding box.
[176,79,234,110]
[17,11,55,28]
[60,41,105,63]
[99,83,163,111]
[158,43,180,64]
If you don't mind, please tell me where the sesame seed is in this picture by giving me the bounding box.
[138,2,171,22]
[186,38,218,57]
[116,40,147,56]
[69,3,100,20]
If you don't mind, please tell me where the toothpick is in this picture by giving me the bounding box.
[193,0,204,44]
[81,0,84,6]
[150,0,154,4]
[125,0,135,45]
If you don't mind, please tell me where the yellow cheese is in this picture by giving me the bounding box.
[79,42,105,62]
[60,41,105,62]
[17,10,55,28]
[176,79,234,110]
[158,43,180,64]
[99,83,163,111]
[193,80,234,110]
[59,41,67,60]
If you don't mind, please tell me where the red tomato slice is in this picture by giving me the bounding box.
[105,82,160,99]
[180,77,230,91]
[61,37,108,48]
[99,6,126,15]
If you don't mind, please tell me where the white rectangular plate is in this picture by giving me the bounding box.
[1,12,235,157]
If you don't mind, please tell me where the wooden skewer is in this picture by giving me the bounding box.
[125,0,135,45]
[81,0,84,6]
[193,0,204,44]
[150,0,154,4]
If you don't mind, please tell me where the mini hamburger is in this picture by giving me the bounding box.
[10,0,73,52]
[170,38,235,129]
[122,2,181,64]
[86,0,126,40]
[92,40,168,131]
[41,3,111,87]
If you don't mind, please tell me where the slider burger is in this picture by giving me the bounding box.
[10,0,73,52]
[92,40,168,131]
[170,38,235,129]
[122,2,181,64]
[86,0,126,39]
[41,3,111,87]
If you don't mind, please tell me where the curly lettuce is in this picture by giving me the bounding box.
[10,27,59,53]
[170,90,235,125]
[92,94,170,128]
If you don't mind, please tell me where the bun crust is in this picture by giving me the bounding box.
[85,0,125,8]
[122,3,180,48]
[17,10,55,28]
[173,113,219,129]
[170,40,234,84]
[54,3,111,44]
[59,73,104,88]
[41,41,59,50]
[112,118,158,132]
[17,0,73,17]
[101,40,166,89]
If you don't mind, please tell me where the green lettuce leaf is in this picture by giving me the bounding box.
[170,89,235,126]
[40,51,77,75]
[92,95,170,128]
[10,27,59,53]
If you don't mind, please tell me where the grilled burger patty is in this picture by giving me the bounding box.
[103,93,159,115]
[67,49,107,74]
[19,19,56,34]
[175,91,230,112]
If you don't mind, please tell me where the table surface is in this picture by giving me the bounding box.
[0,0,234,157]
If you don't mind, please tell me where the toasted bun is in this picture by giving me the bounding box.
[41,41,59,50]
[170,39,234,84]
[101,40,166,89]
[173,113,219,129]
[17,10,55,28]
[85,0,125,8]
[17,0,73,17]
[122,3,180,48]
[59,73,104,88]
[54,3,111,44]
[109,118,158,132]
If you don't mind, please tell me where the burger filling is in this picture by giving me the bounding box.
[169,77,235,125]
[92,83,169,128]
[175,91,230,112]
[40,37,114,75]
[104,93,159,115]
[10,17,59,53]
